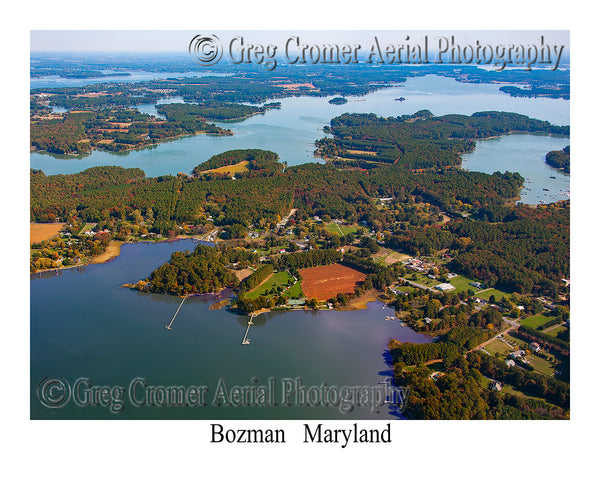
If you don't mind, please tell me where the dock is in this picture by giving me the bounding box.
[165,295,188,330]
[241,314,255,345]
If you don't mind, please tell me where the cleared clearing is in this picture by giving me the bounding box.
[202,160,249,175]
[372,248,410,265]
[30,223,65,244]
[346,149,377,156]
[300,263,366,301]
[234,268,254,282]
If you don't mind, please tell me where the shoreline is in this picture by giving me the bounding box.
[31,234,210,277]
[30,130,233,159]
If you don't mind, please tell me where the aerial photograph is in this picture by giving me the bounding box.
[29,30,571,422]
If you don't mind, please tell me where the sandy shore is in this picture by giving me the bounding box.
[90,241,124,264]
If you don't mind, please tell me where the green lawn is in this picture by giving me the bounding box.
[506,332,530,350]
[528,355,557,377]
[397,285,418,294]
[325,222,358,236]
[544,325,568,338]
[283,280,304,299]
[503,385,557,404]
[519,313,555,329]
[410,272,439,287]
[78,223,97,235]
[245,271,295,300]
[484,338,514,356]
[474,288,509,301]
[448,275,481,293]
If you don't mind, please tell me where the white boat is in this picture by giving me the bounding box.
[242,339,250,345]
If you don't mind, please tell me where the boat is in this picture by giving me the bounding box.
[543,188,550,191]
[242,339,250,345]
[550,176,556,179]
[394,97,406,102]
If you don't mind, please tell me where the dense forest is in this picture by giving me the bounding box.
[30,108,230,155]
[191,149,284,178]
[145,244,258,295]
[499,84,570,100]
[156,101,279,122]
[31,138,569,297]
[545,145,570,173]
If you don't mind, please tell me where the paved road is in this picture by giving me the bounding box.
[398,277,437,292]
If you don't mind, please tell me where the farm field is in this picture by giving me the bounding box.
[30,223,65,244]
[299,263,367,301]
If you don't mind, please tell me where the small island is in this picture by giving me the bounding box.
[328,97,348,105]
[545,145,570,174]
[30,108,232,156]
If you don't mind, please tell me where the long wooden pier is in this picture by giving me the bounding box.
[165,295,188,330]
[241,314,255,345]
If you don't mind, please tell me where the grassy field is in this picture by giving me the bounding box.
[503,385,557,404]
[283,280,303,299]
[407,272,439,287]
[506,332,530,350]
[519,313,555,329]
[245,271,295,300]
[372,248,410,266]
[475,288,509,301]
[448,274,482,293]
[203,160,249,175]
[78,223,97,235]
[325,222,358,236]
[544,325,568,338]
[484,338,514,356]
[528,355,557,377]
[396,284,419,294]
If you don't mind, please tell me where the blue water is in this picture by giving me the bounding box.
[31,239,430,419]
[31,75,570,202]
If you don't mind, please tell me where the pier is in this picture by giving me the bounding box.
[165,295,188,330]
[241,314,255,345]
